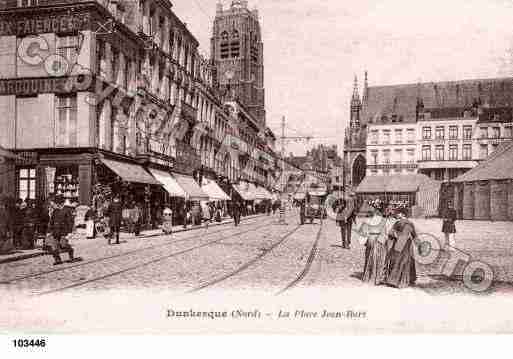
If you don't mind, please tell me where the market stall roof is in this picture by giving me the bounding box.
[149,169,186,197]
[453,141,513,182]
[356,174,436,193]
[101,158,160,185]
[201,179,230,201]
[172,173,209,201]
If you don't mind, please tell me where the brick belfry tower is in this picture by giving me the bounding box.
[211,0,266,126]
[343,74,368,189]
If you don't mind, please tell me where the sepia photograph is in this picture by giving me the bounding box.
[1,0,513,340]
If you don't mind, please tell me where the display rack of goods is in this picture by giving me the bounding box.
[55,174,80,200]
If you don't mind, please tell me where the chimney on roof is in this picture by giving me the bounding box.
[216,2,223,13]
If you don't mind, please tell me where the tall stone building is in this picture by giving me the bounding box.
[211,0,266,126]
[343,73,513,189]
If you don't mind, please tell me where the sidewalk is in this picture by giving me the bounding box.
[0,213,267,265]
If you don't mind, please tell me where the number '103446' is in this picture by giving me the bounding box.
[12,339,46,348]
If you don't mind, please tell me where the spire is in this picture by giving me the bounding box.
[350,74,361,128]
[351,75,360,107]
[362,70,368,104]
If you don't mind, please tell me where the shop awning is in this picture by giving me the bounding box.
[254,186,273,200]
[149,169,186,197]
[233,183,255,201]
[172,173,209,201]
[201,179,230,201]
[293,192,306,200]
[247,183,260,199]
[101,158,160,185]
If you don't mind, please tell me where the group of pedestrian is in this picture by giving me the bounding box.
[0,195,79,255]
[359,205,418,289]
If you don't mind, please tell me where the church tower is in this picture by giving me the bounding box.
[211,1,266,126]
[343,74,367,188]
[350,75,362,128]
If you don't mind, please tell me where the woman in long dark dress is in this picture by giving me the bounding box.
[361,207,393,285]
[386,212,418,289]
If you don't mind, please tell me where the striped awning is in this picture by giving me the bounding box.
[172,173,209,201]
[201,179,230,201]
[101,158,160,185]
[149,169,186,197]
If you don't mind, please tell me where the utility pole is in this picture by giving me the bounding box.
[279,116,286,224]
[278,116,313,224]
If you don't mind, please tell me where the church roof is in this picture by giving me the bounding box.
[362,77,513,124]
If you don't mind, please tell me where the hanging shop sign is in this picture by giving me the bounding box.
[0,13,90,36]
[45,167,56,196]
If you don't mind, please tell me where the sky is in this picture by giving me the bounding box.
[172,0,513,156]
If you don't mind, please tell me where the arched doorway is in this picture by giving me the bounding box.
[352,154,366,187]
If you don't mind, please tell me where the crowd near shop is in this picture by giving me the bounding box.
[0,1,282,254]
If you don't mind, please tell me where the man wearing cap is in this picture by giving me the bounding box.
[107,195,123,245]
[48,195,75,265]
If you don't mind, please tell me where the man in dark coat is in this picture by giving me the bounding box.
[13,198,26,248]
[48,195,75,265]
[442,201,457,250]
[336,199,348,248]
[299,200,306,225]
[22,199,38,249]
[107,195,123,245]
[232,201,241,227]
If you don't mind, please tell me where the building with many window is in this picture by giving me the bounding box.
[416,107,479,180]
[344,74,513,188]
[474,107,513,161]
[366,122,417,176]
[0,0,277,210]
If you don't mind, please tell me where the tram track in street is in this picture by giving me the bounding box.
[34,218,277,296]
[188,223,304,293]
[276,219,324,295]
[0,216,268,286]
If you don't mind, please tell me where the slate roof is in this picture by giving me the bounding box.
[362,77,513,124]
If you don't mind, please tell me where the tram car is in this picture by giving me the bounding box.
[305,184,328,223]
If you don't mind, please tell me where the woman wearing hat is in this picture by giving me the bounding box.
[361,205,393,285]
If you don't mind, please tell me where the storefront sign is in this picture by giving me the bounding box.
[45,167,56,196]
[0,14,90,36]
[15,151,38,166]
[0,77,76,96]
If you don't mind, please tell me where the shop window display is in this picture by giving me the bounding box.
[54,167,80,203]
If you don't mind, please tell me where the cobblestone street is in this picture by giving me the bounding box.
[2,212,513,296]
[2,211,513,333]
